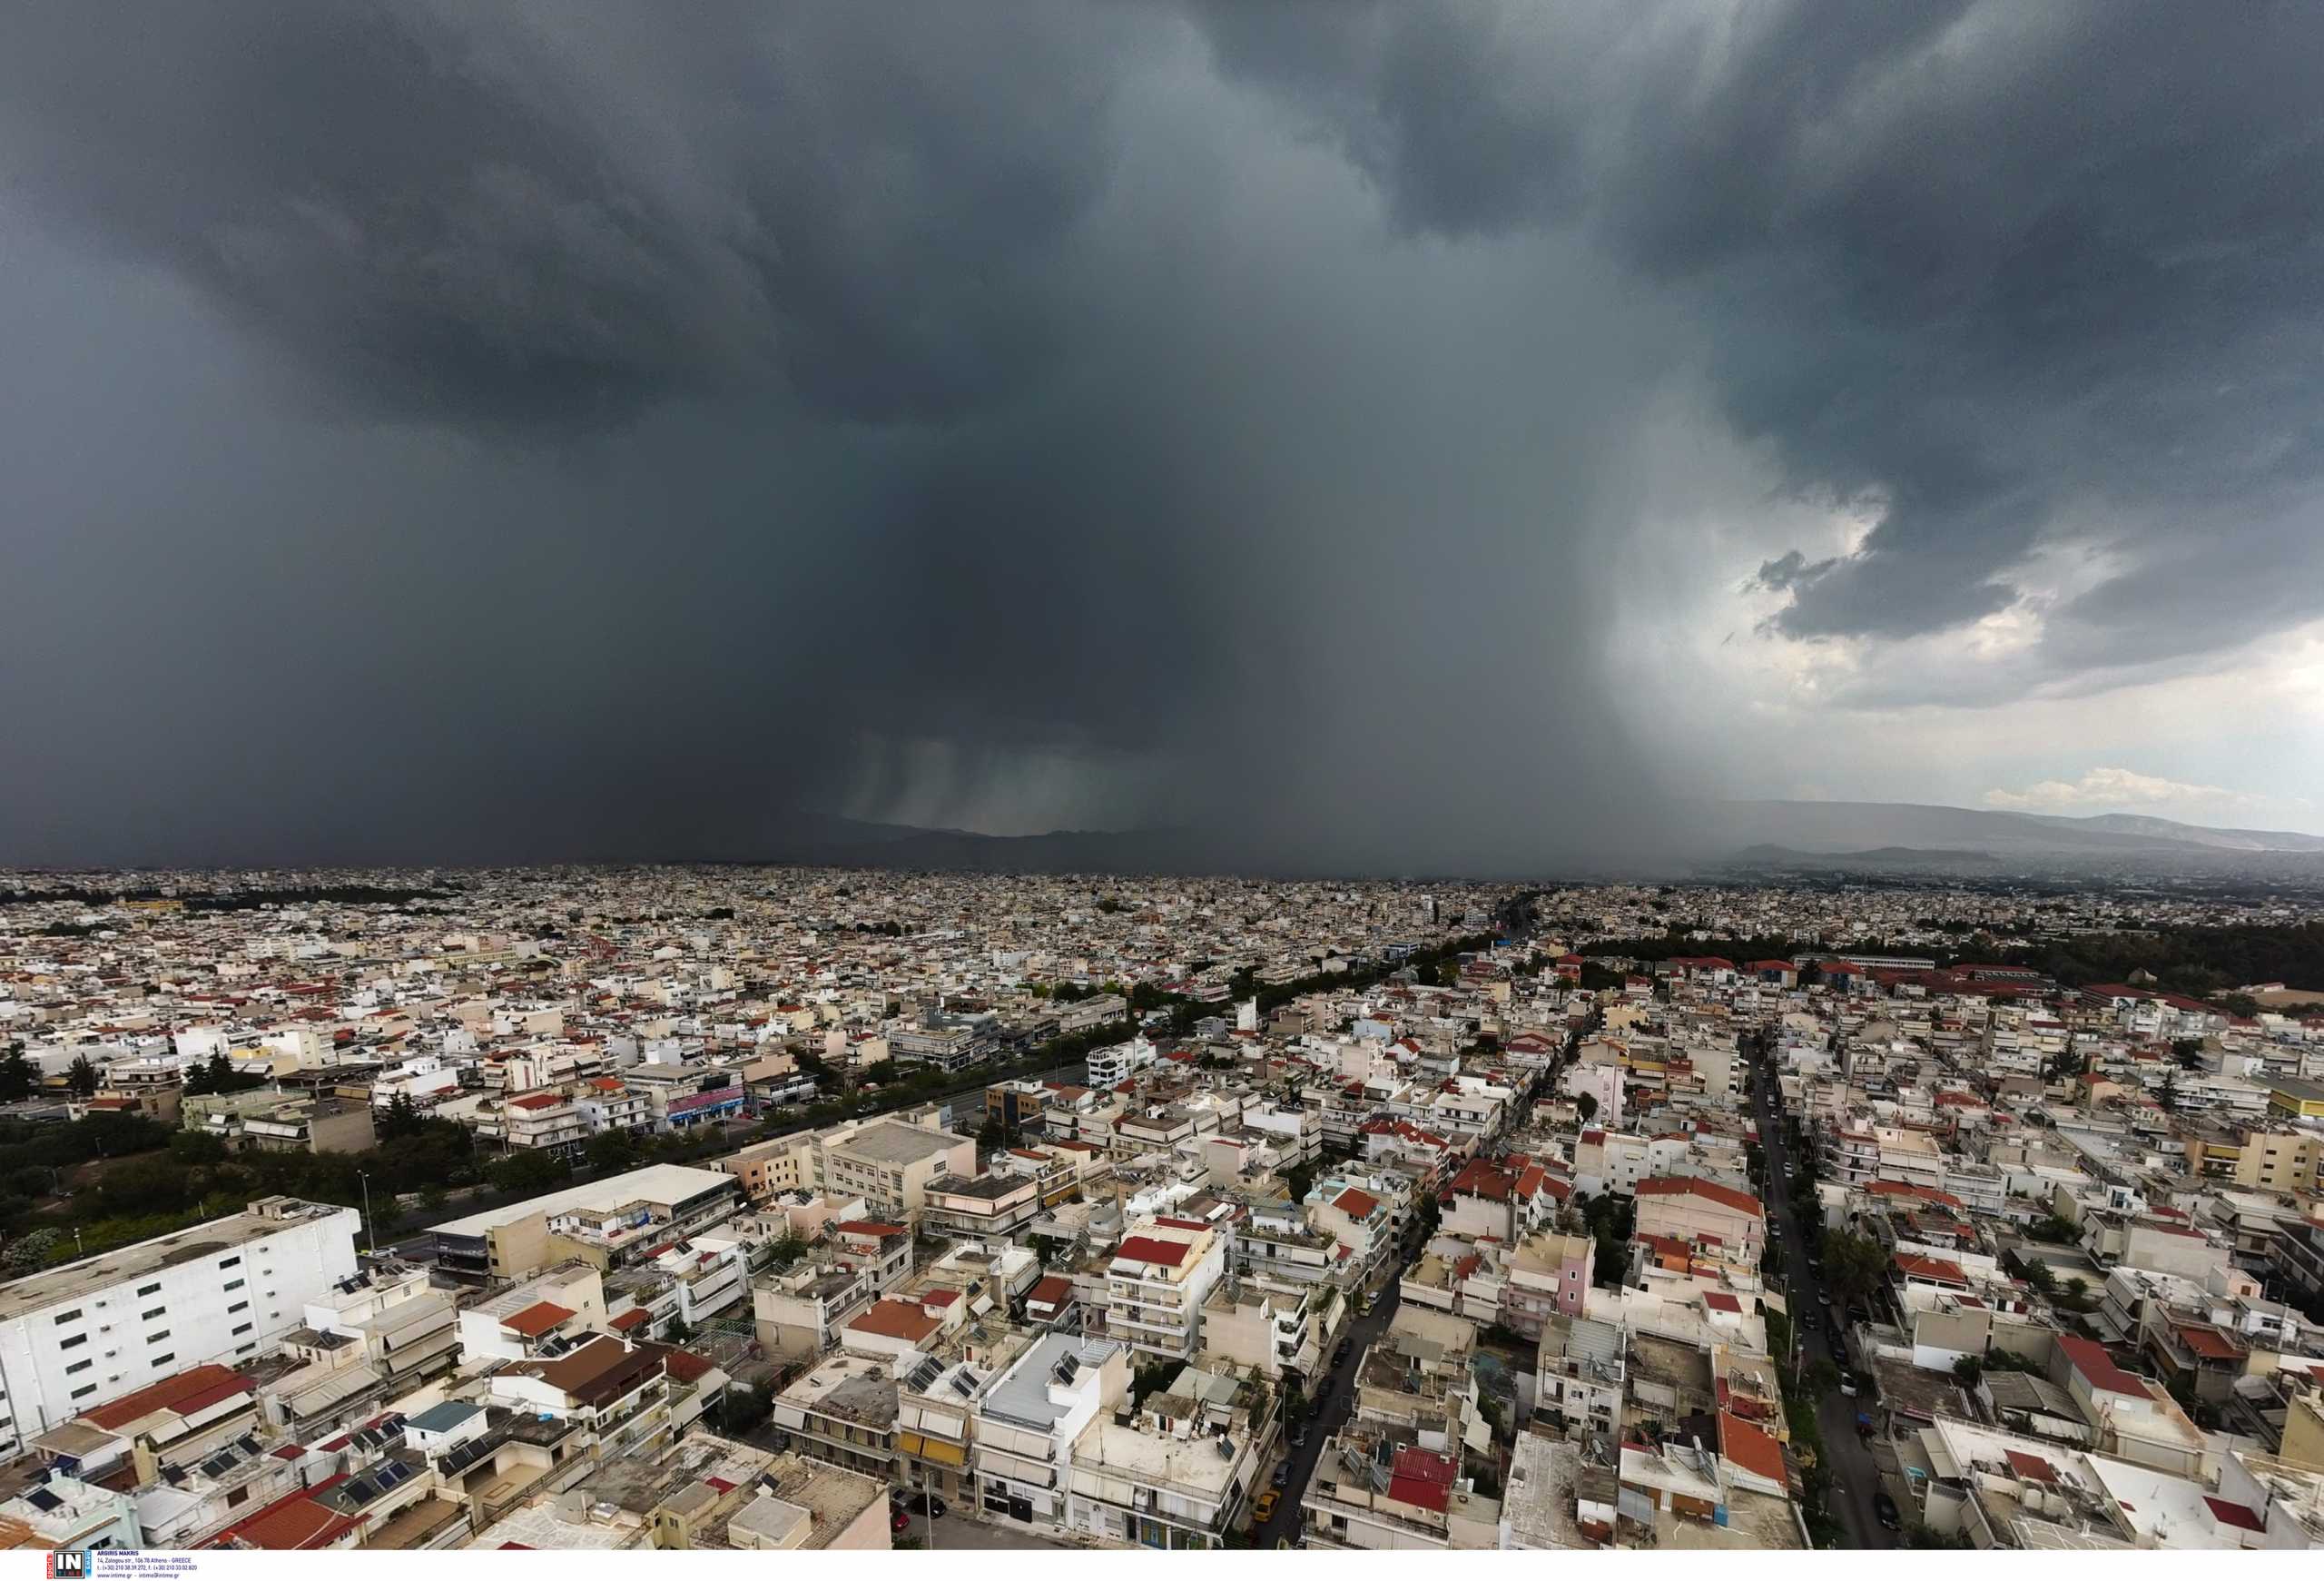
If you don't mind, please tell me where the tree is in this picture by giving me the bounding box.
[4,1228,61,1270]
[1574,1091,1599,1125]
[0,1046,34,1103]
[65,1055,98,1098]
[586,1129,641,1173]
[712,1383,773,1435]
[379,1092,423,1141]
[489,1149,569,1196]
[1820,1230,1888,1308]
[1952,1354,1984,1389]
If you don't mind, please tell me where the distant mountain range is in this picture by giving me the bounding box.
[1703,801,2324,859]
[726,800,2324,880]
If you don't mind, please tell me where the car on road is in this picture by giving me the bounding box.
[1838,1374,1857,1397]
[1272,1461,1292,1488]
[1819,1291,1833,1306]
[1292,1422,1309,1448]
[1334,1341,1353,1368]
[1874,1490,1902,1530]
[891,1508,912,1535]
[1253,1490,1281,1524]
[891,1491,946,1518]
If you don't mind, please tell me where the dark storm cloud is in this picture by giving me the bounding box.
[0,1,1681,873]
[6,2,2320,873]
[1191,0,2324,665]
[0,2,1126,430]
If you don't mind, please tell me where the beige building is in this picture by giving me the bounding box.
[1632,1176,1766,1261]
[817,1119,976,1223]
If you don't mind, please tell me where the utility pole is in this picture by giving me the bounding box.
[359,1171,379,1255]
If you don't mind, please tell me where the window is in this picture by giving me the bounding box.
[71,1385,96,1400]
[137,1283,161,1298]
[146,1331,169,1345]
[65,1359,92,1376]
[235,1342,255,1355]
[218,1256,241,1270]
[222,1279,245,1292]
[142,1308,165,1321]
[226,1487,250,1508]
[52,1309,83,1325]
[231,1323,252,1337]
[227,1302,249,1316]
[150,1354,174,1367]
[58,1335,87,1351]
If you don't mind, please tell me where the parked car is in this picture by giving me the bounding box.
[1292,1422,1309,1448]
[891,1491,946,1518]
[1253,1490,1281,1524]
[1874,1490,1902,1530]
[891,1509,912,1535]
[1838,1374,1858,1397]
[1272,1461,1292,1488]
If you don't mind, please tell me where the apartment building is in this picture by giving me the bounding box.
[1104,1225,1226,1360]
[970,1333,1128,1529]
[429,1163,742,1282]
[716,1132,818,1202]
[816,1120,977,1223]
[1066,1361,1270,1548]
[1631,1177,1766,1263]
[0,1196,359,1456]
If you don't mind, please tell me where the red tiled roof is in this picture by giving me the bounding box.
[1636,1175,1764,1219]
[1893,1253,1969,1286]
[1705,1291,1742,1313]
[2006,1449,2059,1485]
[83,1364,252,1430]
[849,1299,940,1342]
[1387,1447,1455,1512]
[507,1092,566,1111]
[833,1220,908,1239]
[2176,1323,2244,1361]
[1116,1235,1192,1268]
[1718,1410,1787,1485]
[608,1309,651,1332]
[501,1300,576,1338]
[2058,1335,2143,1395]
[1027,1275,1072,1307]
[1333,1188,1381,1219]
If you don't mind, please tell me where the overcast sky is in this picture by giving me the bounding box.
[5,2,2323,868]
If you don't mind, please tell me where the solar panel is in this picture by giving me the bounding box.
[26,1489,62,1513]
[236,1436,261,1456]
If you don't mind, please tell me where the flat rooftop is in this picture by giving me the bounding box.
[828,1120,963,1165]
[430,1164,734,1240]
[0,1200,351,1321]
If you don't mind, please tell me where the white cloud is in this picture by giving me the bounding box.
[1983,766,2277,815]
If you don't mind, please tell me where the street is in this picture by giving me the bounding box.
[1750,1059,1891,1549]
[1250,1238,1413,1546]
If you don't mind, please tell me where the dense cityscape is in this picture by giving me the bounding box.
[0,867,2319,1551]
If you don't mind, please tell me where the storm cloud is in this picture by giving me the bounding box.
[3,2,2321,870]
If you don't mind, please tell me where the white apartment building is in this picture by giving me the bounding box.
[0,1196,360,1455]
[1086,1034,1160,1089]
[970,1333,1129,1529]
[1105,1225,1226,1360]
